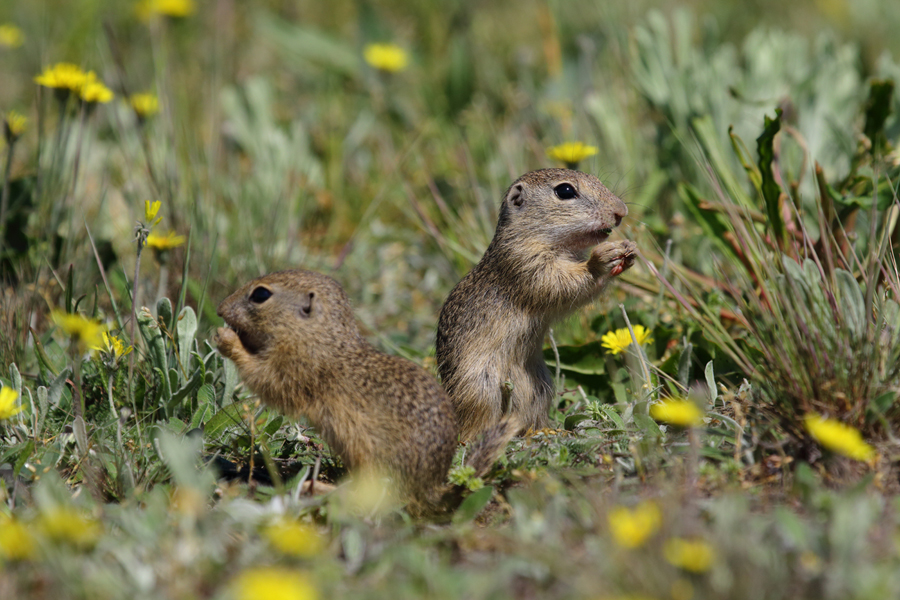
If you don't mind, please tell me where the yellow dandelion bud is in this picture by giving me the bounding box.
[4,110,26,143]
[663,537,714,573]
[129,93,159,118]
[51,310,106,350]
[363,43,409,73]
[0,387,23,421]
[144,200,162,227]
[38,507,102,549]
[600,325,653,356]
[263,517,325,558]
[146,231,186,250]
[607,500,662,549]
[546,142,599,168]
[79,73,114,104]
[34,63,89,92]
[803,413,876,462]
[232,567,318,600]
[649,398,704,428]
[0,515,36,561]
[0,24,24,49]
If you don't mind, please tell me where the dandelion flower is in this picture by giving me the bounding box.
[146,231,186,250]
[136,0,196,20]
[601,325,653,355]
[608,500,662,549]
[93,331,132,359]
[38,507,102,549]
[232,567,318,600]
[804,413,876,462]
[144,200,162,227]
[0,515,36,561]
[4,110,27,143]
[0,24,24,49]
[649,398,704,428]
[51,310,106,350]
[663,537,714,573]
[363,43,409,73]
[263,517,325,558]
[79,73,114,104]
[129,93,159,118]
[0,386,23,420]
[546,142,599,169]
[34,63,89,94]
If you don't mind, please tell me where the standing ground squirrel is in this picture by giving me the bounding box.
[437,168,636,441]
[216,269,515,514]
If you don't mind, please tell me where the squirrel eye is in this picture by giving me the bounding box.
[249,287,272,304]
[554,183,578,200]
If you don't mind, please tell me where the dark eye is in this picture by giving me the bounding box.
[554,183,578,200]
[249,287,272,304]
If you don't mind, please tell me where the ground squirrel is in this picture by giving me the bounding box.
[216,269,515,514]
[437,168,636,441]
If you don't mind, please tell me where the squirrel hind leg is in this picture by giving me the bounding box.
[464,415,520,478]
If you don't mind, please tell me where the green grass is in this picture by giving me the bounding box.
[2,1,900,598]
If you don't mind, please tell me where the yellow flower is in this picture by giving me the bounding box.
[51,310,106,350]
[38,507,102,549]
[144,200,162,227]
[136,0,196,20]
[146,231,186,250]
[0,387,23,421]
[804,413,876,462]
[129,93,159,118]
[601,325,653,355]
[0,515,36,560]
[34,63,89,92]
[93,331,132,359]
[0,24,24,48]
[649,398,704,428]
[546,142,599,167]
[79,73,114,104]
[663,537,714,573]
[263,517,325,558]
[4,110,27,141]
[232,567,318,600]
[608,500,662,549]
[363,43,409,73]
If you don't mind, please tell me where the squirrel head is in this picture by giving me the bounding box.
[497,168,628,253]
[217,269,362,366]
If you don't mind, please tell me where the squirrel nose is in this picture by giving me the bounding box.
[614,212,623,227]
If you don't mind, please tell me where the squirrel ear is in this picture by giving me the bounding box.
[299,291,314,318]
[506,183,525,207]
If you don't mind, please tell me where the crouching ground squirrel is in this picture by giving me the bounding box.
[437,168,637,441]
[216,269,516,515]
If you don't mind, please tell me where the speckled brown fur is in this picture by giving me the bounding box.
[216,269,513,514]
[437,169,636,441]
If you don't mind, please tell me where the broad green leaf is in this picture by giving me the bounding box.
[756,108,785,246]
[453,485,494,525]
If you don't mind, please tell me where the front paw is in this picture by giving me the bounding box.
[589,240,637,279]
[215,327,241,360]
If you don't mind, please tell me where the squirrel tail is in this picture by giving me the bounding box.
[464,415,520,477]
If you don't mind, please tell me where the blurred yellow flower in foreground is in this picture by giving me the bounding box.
[146,231,186,250]
[608,500,662,549]
[0,387,23,421]
[601,325,652,355]
[804,413,876,462]
[232,567,317,600]
[129,93,159,118]
[34,63,89,93]
[663,537,714,573]
[51,310,106,350]
[4,110,27,140]
[649,398,704,428]
[137,0,196,20]
[364,43,409,73]
[546,142,598,168]
[39,507,102,549]
[0,24,24,48]
[0,515,36,560]
[264,517,325,558]
[79,73,114,104]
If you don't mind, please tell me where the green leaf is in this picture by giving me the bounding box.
[204,403,246,441]
[157,297,174,332]
[599,405,627,430]
[705,361,717,404]
[677,343,693,389]
[176,306,198,373]
[564,414,591,431]
[863,79,895,156]
[138,308,168,372]
[13,440,34,478]
[453,485,494,525]
[543,341,607,375]
[756,108,785,246]
[835,269,865,339]
[9,363,22,398]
